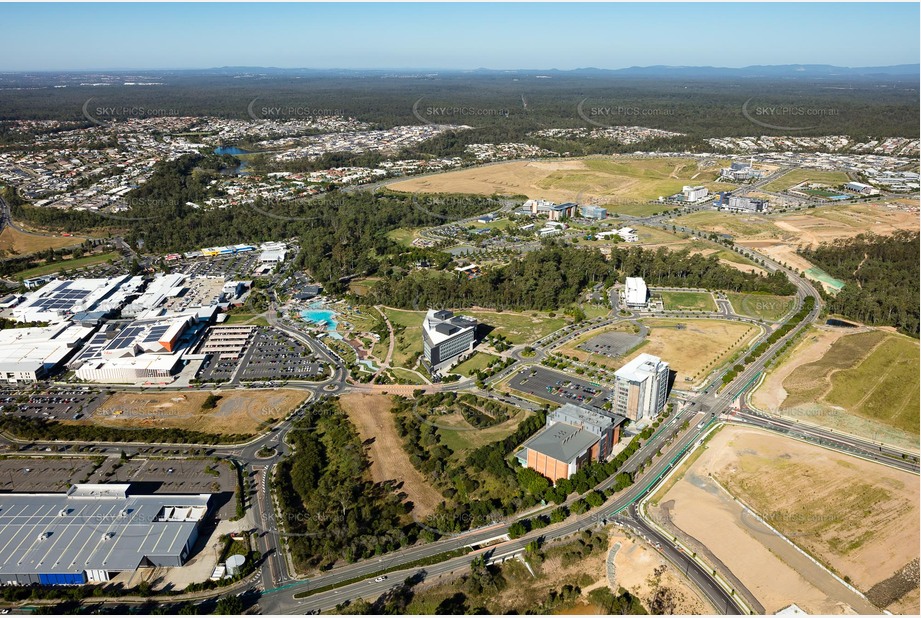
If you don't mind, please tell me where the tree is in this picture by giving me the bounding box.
[212,595,243,615]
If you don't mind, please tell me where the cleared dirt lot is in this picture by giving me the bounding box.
[339,393,444,518]
[651,425,918,614]
[608,527,715,614]
[753,326,920,448]
[627,318,758,387]
[83,390,308,435]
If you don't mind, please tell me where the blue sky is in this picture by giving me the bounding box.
[1,3,918,71]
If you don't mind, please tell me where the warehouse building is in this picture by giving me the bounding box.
[612,353,670,421]
[516,404,627,482]
[422,309,477,372]
[0,483,210,585]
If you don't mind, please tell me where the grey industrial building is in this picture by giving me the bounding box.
[0,484,210,585]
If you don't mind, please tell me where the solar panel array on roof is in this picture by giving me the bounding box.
[143,325,171,343]
[108,324,146,350]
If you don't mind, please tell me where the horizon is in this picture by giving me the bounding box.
[1,2,918,72]
[4,62,921,73]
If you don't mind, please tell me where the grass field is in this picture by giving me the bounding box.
[725,292,795,322]
[436,407,530,455]
[84,390,307,435]
[460,308,568,344]
[0,227,86,257]
[451,352,499,377]
[762,169,851,192]
[223,313,270,326]
[386,228,422,247]
[629,318,758,386]
[781,330,920,436]
[14,251,121,279]
[659,290,717,312]
[387,156,734,211]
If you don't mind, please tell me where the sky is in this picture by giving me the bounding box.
[1,2,918,71]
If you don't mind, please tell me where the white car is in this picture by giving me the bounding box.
[374,575,388,583]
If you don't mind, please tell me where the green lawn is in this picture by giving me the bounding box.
[381,308,427,369]
[15,251,121,279]
[386,228,421,247]
[762,169,851,193]
[452,352,500,377]
[223,313,270,326]
[659,290,717,312]
[437,409,530,454]
[725,292,795,322]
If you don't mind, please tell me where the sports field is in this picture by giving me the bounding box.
[83,390,308,435]
[659,290,717,312]
[755,328,920,443]
[651,425,917,614]
[387,156,734,212]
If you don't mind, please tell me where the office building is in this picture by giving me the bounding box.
[580,204,608,220]
[726,195,769,212]
[682,185,709,201]
[624,277,649,308]
[421,309,477,372]
[612,353,670,421]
